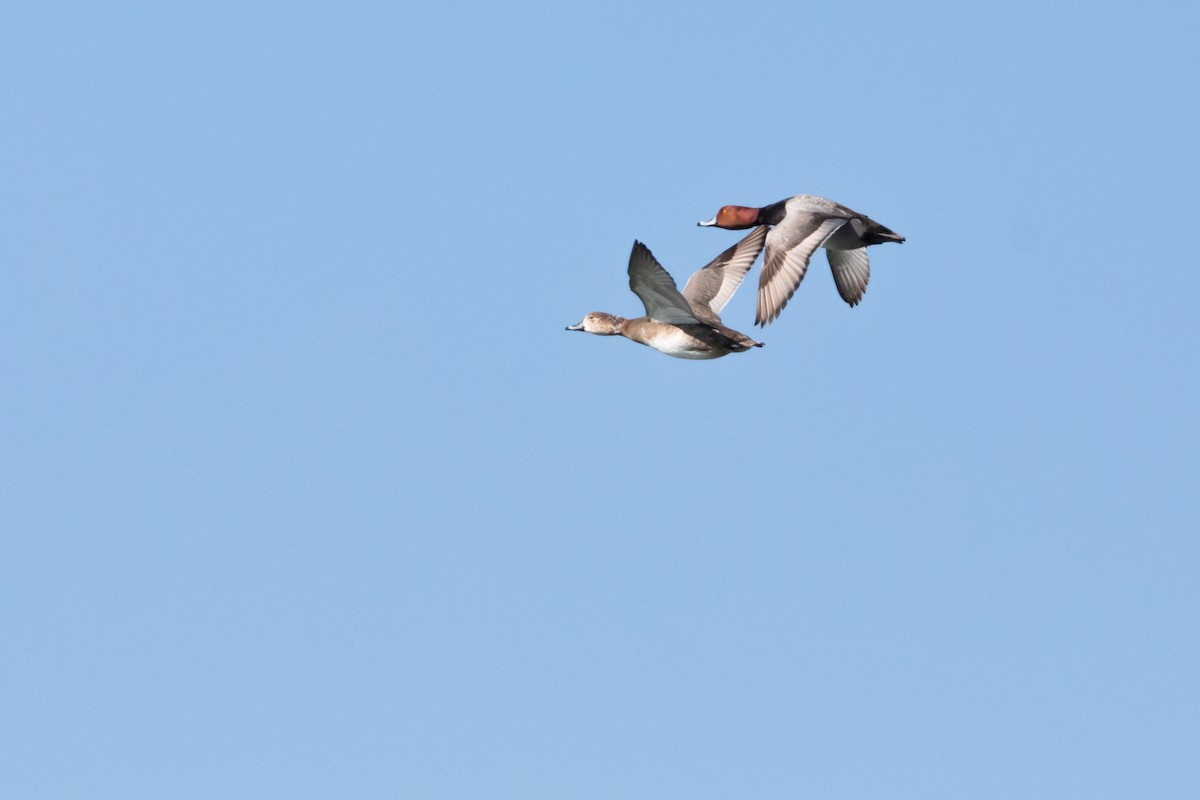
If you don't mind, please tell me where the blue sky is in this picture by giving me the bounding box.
[2,2,1197,797]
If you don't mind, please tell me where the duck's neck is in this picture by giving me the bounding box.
[604,315,628,336]
[757,199,788,226]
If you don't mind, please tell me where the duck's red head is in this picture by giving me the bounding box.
[697,205,760,230]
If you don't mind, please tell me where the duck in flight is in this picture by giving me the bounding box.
[699,194,904,326]
[567,226,768,359]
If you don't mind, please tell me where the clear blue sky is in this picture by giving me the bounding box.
[2,2,1197,797]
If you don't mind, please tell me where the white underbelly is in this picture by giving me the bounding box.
[646,327,723,359]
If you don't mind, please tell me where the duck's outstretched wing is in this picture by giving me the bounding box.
[627,241,700,324]
[756,214,847,326]
[681,225,767,326]
[827,247,871,306]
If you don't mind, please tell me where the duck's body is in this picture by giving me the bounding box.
[568,227,767,360]
[699,194,904,326]
[573,313,760,360]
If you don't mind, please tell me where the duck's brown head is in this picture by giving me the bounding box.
[566,312,623,336]
[697,205,761,230]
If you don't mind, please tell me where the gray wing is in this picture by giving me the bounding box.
[680,225,768,325]
[627,241,700,324]
[827,247,870,306]
[757,216,847,326]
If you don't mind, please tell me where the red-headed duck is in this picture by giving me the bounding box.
[699,194,904,326]
[567,226,768,359]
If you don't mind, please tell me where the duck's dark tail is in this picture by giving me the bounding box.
[868,223,905,245]
[731,332,764,351]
